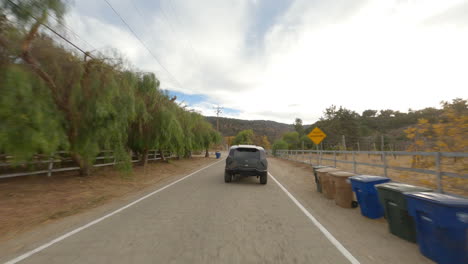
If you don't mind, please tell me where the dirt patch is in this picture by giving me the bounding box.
[0,157,216,242]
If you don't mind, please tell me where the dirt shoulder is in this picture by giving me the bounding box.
[0,157,217,243]
[268,157,434,264]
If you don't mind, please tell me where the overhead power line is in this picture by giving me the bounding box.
[103,0,184,89]
[5,0,94,59]
[28,0,98,53]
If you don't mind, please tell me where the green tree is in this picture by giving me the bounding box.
[232,129,254,145]
[282,131,300,149]
[1,1,136,175]
[127,72,164,166]
[293,118,304,136]
[299,135,313,149]
[0,65,68,162]
[314,106,360,149]
[272,139,288,156]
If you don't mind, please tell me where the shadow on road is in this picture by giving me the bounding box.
[227,176,264,186]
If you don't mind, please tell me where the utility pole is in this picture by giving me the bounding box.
[213,105,223,132]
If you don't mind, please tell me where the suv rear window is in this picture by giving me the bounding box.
[234,148,259,159]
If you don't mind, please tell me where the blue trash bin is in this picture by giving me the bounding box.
[350,175,391,219]
[405,192,468,264]
[215,152,221,159]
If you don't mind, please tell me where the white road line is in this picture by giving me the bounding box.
[4,159,225,264]
[269,172,361,264]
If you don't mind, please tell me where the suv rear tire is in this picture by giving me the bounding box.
[260,173,267,184]
[224,172,232,183]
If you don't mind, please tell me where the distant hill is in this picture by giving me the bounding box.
[204,116,294,142]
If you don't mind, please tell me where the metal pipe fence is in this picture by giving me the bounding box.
[273,149,468,197]
[0,150,174,179]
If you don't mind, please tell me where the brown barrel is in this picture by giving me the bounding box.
[316,168,341,199]
[330,171,357,208]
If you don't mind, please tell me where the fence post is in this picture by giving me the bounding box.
[333,150,336,168]
[382,151,388,177]
[316,149,319,165]
[309,151,312,165]
[47,153,54,177]
[436,152,442,193]
[352,151,357,173]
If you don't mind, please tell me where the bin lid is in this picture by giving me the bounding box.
[405,192,468,207]
[329,171,357,177]
[350,175,389,182]
[375,182,432,193]
[316,167,340,173]
[312,165,329,169]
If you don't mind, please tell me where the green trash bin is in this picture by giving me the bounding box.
[312,165,329,193]
[375,182,432,243]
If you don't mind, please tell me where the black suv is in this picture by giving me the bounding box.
[224,145,268,184]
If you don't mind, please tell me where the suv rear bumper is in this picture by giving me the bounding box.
[226,168,267,177]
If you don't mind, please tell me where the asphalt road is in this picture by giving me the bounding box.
[6,159,354,264]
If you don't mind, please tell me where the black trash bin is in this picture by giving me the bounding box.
[376,182,432,242]
[312,165,329,193]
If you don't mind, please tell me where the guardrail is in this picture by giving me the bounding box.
[0,150,174,179]
[274,149,467,196]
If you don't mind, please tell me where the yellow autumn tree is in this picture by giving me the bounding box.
[404,98,467,167]
[261,136,272,149]
[405,99,467,152]
[225,136,235,147]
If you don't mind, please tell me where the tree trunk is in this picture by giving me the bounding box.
[71,153,92,176]
[139,149,149,166]
[184,149,192,159]
[159,150,167,162]
[205,148,209,158]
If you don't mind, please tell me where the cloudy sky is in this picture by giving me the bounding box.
[61,0,467,124]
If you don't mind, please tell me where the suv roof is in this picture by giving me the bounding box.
[229,145,265,151]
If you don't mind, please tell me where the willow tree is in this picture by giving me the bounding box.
[127,72,160,166]
[0,64,68,162]
[152,96,185,161]
[33,37,135,175]
[174,108,194,158]
[193,120,221,157]
[1,2,135,174]
[0,2,68,162]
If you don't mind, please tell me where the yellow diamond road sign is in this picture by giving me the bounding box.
[307,127,327,145]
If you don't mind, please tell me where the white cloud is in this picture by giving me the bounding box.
[65,0,468,124]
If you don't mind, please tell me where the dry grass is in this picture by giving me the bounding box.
[289,153,468,196]
[0,157,216,241]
